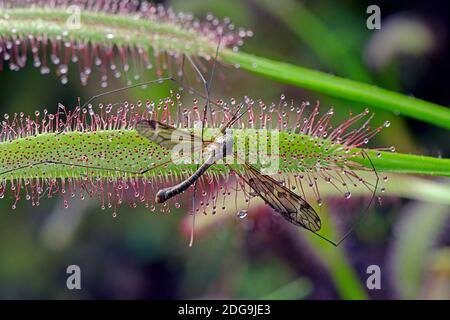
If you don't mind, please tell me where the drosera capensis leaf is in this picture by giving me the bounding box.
[0,0,252,86]
[0,95,392,213]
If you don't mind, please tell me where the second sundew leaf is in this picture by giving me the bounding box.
[0,1,252,86]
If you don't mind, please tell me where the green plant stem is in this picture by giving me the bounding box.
[222,51,450,130]
[353,151,450,177]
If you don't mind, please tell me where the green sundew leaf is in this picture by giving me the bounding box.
[0,4,250,90]
[1,129,449,181]
[391,202,450,299]
[0,8,216,56]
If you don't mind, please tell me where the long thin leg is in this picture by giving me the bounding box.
[207,36,222,104]
[333,149,380,246]
[0,155,190,177]
[189,182,197,247]
[183,54,208,247]
[182,35,222,247]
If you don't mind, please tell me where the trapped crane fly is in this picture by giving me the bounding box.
[134,104,334,245]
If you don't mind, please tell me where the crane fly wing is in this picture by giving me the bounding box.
[240,162,321,232]
[136,120,211,153]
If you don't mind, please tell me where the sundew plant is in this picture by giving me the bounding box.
[0,1,448,225]
[0,0,449,299]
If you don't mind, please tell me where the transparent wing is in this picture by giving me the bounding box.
[136,120,211,152]
[239,162,321,232]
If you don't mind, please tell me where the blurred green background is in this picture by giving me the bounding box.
[0,0,449,299]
